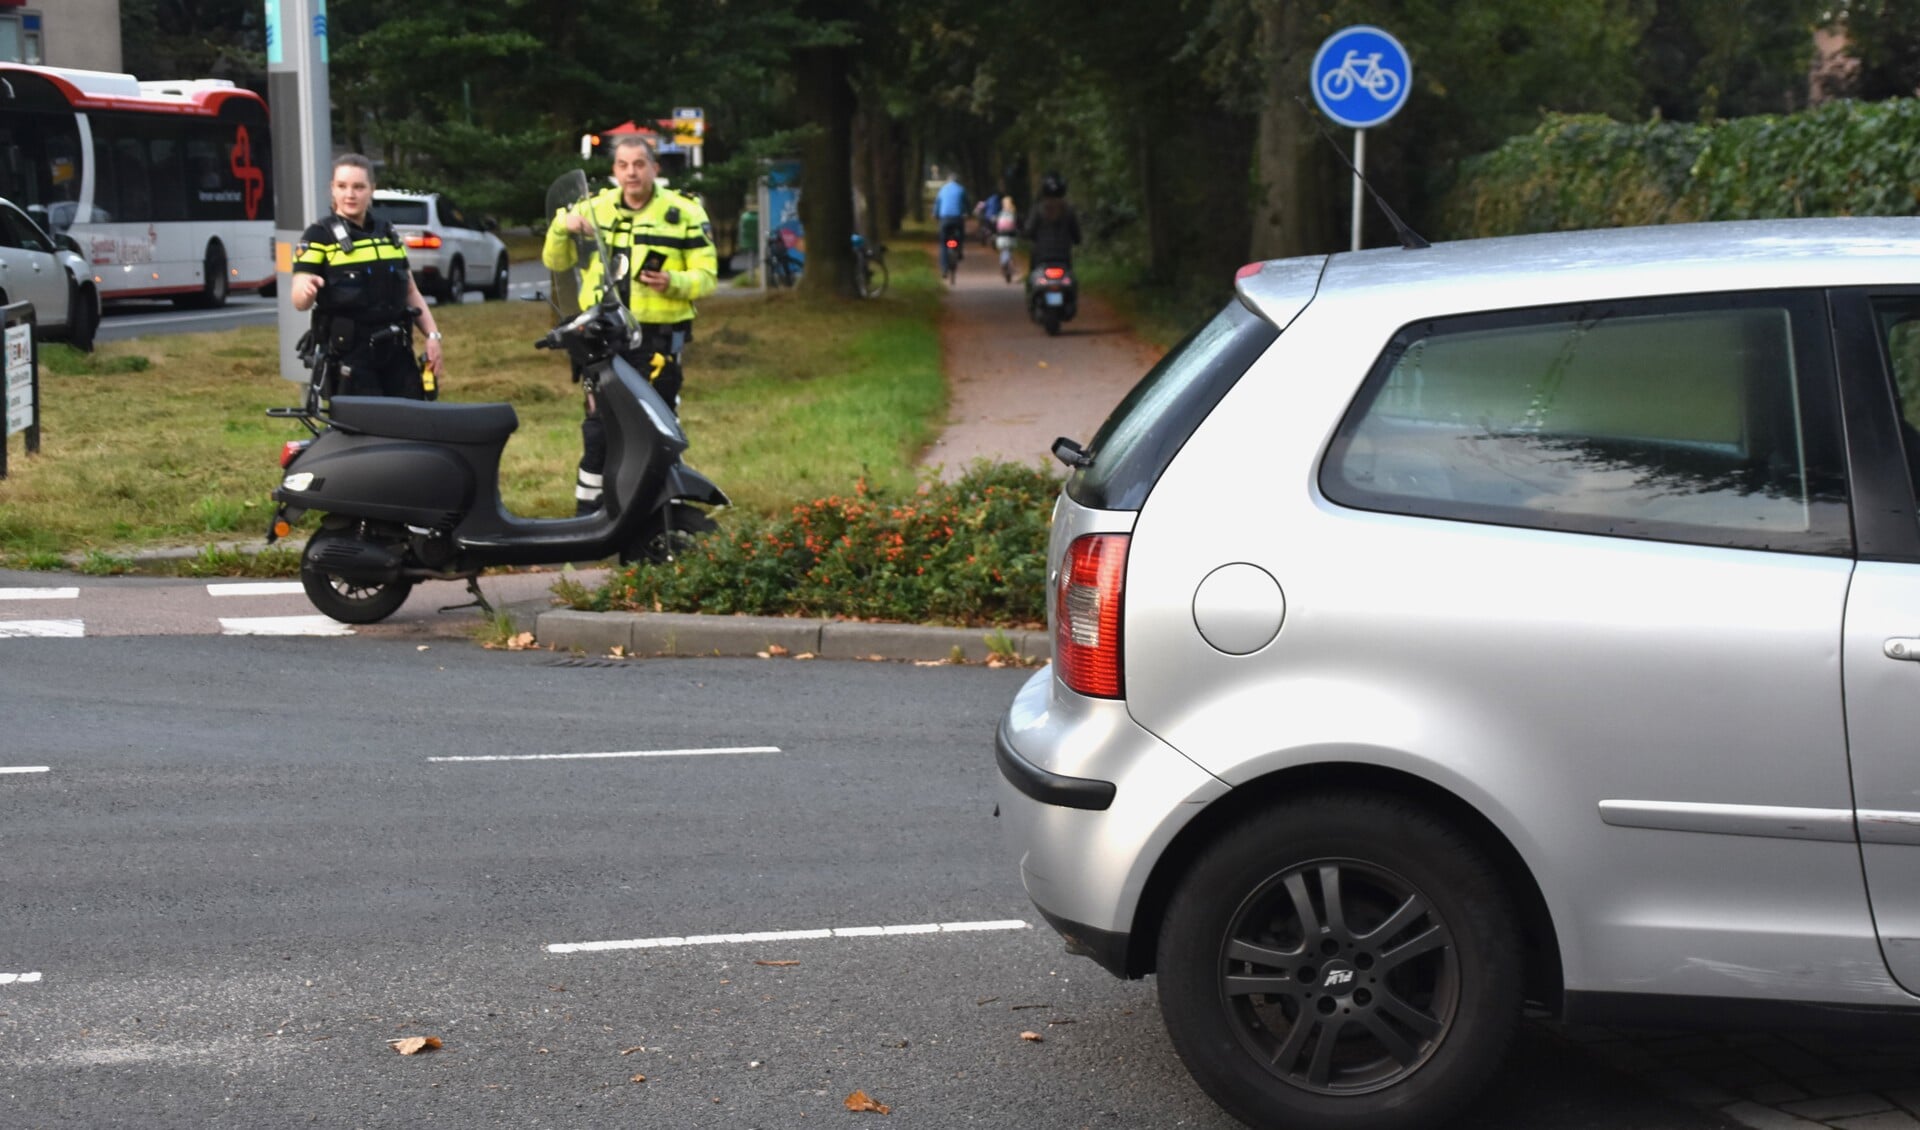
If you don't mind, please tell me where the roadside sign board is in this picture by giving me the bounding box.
[670,107,704,149]
[2,301,41,478]
[1311,25,1412,129]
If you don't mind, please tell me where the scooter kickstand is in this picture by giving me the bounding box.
[440,576,495,616]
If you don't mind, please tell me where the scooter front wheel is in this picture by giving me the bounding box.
[301,532,415,624]
[621,503,720,566]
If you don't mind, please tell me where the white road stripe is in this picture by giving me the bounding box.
[219,615,353,637]
[0,972,43,984]
[0,767,50,775]
[547,919,1031,955]
[0,587,78,600]
[429,746,781,764]
[207,582,306,597]
[0,620,84,638]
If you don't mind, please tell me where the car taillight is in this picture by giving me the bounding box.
[1056,533,1128,698]
[405,232,443,250]
[279,440,310,467]
[1043,266,1066,280]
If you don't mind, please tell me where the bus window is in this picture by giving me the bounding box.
[150,136,187,222]
[111,136,151,220]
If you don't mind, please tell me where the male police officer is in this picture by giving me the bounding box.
[292,154,444,397]
[543,135,717,514]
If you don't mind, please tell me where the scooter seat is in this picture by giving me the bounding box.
[329,396,519,445]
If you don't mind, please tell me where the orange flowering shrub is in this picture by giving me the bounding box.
[596,462,1056,626]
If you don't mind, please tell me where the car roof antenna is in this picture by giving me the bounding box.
[1295,96,1429,251]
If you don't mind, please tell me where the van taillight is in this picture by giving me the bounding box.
[1056,533,1128,698]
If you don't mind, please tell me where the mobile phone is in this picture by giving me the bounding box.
[639,250,667,274]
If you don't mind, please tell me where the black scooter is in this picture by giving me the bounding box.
[1026,261,1077,336]
[263,174,727,625]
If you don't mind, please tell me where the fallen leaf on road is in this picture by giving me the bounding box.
[620,1046,646,1055]
[754,960,800,967]
[767,644,790,657]
[1019,1031,1043,1042]
[795,652,816,660]
[630,1073,648,1083]
[845,1090,891,1114]
[388,1036,442,1055]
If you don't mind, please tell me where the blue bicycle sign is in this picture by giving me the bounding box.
[1311,26,1411,129]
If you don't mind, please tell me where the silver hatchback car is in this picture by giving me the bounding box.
[996,217,1920,1130]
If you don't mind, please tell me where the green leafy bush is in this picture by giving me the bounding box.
[1441,99,1920,238]
[592,462,1057,627]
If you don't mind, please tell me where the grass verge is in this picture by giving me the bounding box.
[0,255,946,572]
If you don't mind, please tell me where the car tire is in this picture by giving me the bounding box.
[443,259,465,304]
[300,532,415,624]
[1157,793,1521,1130]
[485,254,510,301]
[65,277,98,352]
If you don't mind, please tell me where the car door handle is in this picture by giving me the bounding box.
[1885,638,1920,660]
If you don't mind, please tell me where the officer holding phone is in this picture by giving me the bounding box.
[542,134,717,514]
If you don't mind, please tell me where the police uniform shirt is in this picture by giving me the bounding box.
[293,213,413,326]
[541,187,718,325]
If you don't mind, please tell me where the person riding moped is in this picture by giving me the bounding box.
[543,135,717,514]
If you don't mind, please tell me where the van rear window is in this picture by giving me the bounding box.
[1068,299,1279,511]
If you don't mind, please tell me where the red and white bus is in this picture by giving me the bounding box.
[0,63,273,306]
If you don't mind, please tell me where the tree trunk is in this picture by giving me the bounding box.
[1249,1,1321,260]
[794,43,856,297]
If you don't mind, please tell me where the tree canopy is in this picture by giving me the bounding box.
[121,0,1902,304]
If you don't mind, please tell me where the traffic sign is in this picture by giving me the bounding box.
[1311,25,1411,129]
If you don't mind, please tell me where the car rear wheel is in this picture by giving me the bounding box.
[485,254,510,300]
[443,259,465,304]
[1157,793,1521,1130]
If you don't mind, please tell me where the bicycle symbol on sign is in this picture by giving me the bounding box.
[1319,50,1402,103]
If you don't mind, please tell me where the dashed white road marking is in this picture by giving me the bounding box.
[206,582,306,597]
[429,746,781,764]
[547,919,1031,955]
[0,587,78,600]
[0,972,43,985]
[219,615,352,637]
[0,620,84,638]
[0,766,50,775]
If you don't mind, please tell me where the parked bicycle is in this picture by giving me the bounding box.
[852,233,889,299]
[765,233,800,288]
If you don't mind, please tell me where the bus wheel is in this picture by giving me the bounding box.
[177,242,229,309]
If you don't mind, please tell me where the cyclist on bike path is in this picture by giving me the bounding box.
[934,173,969,259]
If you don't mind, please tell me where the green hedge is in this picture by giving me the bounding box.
[1440,99,1920,238]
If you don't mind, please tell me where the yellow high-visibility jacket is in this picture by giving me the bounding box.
[542,186,717,323]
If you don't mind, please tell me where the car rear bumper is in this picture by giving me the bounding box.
[994,666,1228,972]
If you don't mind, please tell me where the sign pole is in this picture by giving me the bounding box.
[1351,129,1365,252]
[266,0,333,383]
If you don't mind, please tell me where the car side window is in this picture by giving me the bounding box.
[0,206,48,252]
[1871,297,1920,503]
[440,198,467,229]
[1323,291,1850,555]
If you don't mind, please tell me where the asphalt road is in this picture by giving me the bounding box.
[0,637,1732,1128]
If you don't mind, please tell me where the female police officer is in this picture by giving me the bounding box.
[291,155,444,398]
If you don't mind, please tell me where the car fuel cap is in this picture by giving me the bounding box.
[1192,563,1285,655]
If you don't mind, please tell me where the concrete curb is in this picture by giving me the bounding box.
[535,609,1052,664]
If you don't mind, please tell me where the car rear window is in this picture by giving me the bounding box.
[371,200,428,226]
[1068,298,1279,511]
[1323,290,1850,554]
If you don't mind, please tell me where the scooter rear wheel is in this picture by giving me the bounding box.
[301,532,416,624]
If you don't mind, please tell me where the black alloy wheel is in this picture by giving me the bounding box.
[487,254,510,300]
[444,259,466,304]
[1157,794,1521,1130]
